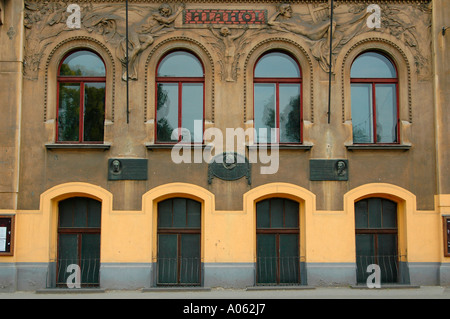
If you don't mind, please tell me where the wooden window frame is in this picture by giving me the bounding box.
[155,50,205,145]
[56,50,106,144]
[253,51,303,145]
[350,52,400,145]
[0,215,15,256]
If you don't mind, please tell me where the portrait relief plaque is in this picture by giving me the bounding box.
[310,159,348,181]
[108,159,148,181]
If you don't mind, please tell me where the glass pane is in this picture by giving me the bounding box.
[355,200,368,229]
[351,52,396,79]
[173,198,187,228]
[87,199,101,228]
[83,83,105,142]
[255,52,300,78]
[376,84,397,143]
[73,197,88,228]
[81,233,100,285]
[257,234,277,284]
[351,83,373,143]
[382,199,397,228]
[180,234,201,284]
[279,84,301,143]
[254,83,276,143]
[270,198,283,228]
[158,199,173,228]
[186,199,201,229]
[157,83,179,142]
[58,83,80,142]
[182,83,203,143]
[368,198,382,229]
[60,51,105,77]
[377,234,398,283]
[59,198,74,227]
[284,199,299,228]
[158,51,203,77]
[256,200,270,229]
[158,234,178,284]
[279,234,299,283]
[57,234,78,284]
[355,234,376,283]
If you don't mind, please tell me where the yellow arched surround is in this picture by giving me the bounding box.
[39,182,113,262]
[343,183,430,263]
[243,183,316,263]
[142,183,215,263]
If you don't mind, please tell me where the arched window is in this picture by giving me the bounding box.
[254,52,302,144]
[156,51,205,143]
[256,198,300,285]
[351,52,399,144]
[157,197,201,285]
[57,50,106,143]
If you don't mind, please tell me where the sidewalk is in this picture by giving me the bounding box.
[1,286,449,299]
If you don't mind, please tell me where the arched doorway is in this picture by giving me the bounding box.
[157,197,202,286]
[57,197,101,287]
[355,197,398,284]
[256,197,300,285]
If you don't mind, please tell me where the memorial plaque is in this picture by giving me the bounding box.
[310,159,348,181]
[208,152,251,185]
[108,159,148,181]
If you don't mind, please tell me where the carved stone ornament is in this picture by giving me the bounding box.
[23,1,431,80]
[208,152,251,185]
[265,2,431,74]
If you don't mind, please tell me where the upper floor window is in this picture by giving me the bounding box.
[351,52,399,144]
[57,50,106,143]
[156,51,204,144]
[254,52,302,144]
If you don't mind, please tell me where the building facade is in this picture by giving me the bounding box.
[0,0,449,291]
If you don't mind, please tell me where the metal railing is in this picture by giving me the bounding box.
[157,257,201,286]
[356,255,402,284]
[256,256,300,285]
[54,258,100,287]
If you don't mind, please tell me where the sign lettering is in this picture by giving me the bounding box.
[184,9,267,25]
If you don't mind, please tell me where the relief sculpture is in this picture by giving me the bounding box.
[23,1,184,81]
[23,1,430,81]
[266,2,430,74]
[205,25,249,82]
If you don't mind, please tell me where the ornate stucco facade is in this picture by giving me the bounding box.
[0,0,449,291]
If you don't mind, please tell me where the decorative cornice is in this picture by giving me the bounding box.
[24,0,431,3]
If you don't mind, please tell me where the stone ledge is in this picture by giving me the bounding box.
[36,288,106,294]
[246,285,316,291]
[142,287,212,292]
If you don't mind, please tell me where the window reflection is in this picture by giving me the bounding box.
[57,50,106,143]
[156,51,204,143]
[60,50,106,77]
[254,52,302,143]
[351,52,398,144]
